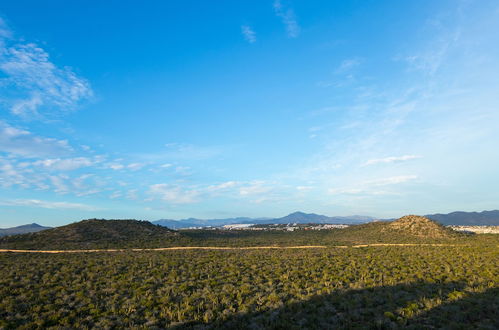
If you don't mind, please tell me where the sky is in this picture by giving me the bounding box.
[1,0,499,227]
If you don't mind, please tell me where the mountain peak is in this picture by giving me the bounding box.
[288,211,310,216]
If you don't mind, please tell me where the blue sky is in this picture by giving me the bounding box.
[1,0,499,227]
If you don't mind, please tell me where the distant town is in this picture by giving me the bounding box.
[179,222,499,234]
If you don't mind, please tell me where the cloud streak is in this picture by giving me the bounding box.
[241,25,256,43]
[0,199,99,211]
[273,0,300,38]
[365,175,418,186]
[364,155,421,166]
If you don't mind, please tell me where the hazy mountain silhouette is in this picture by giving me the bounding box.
[0,223,51,237]
[426,210,499,226]
[153,212,374,229]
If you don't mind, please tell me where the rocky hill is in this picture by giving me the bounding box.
[333,215,462,244]
[386,215,458,238]
[0,219,182,250]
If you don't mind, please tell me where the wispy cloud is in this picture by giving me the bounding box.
[364,155,421,166]
[135,143,223,162]
[0,18,92,118]
[145,180,283,206]
[206,181,240,192]
[0,199,99,211]
[288,2,499,216]
[0,153,110,196]
[0,121,72,157]
[328,175,418,197]
[0,17,12,38]
[241,25,256,43]
[32,157,96,171]
[48,175,70,194]
[238,180,271,196]
[365,175,418,186]
[273,0,300,38]
[403,35,457,76]
[127,163,145,171]
[335,58,362,74]
[148,183,200,204]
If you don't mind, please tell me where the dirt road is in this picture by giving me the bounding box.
[0,243,467,253]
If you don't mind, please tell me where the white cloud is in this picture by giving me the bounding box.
[327,176,418,197]
[327,187,395,196]
[175,166,192,175]
[108,163,125,170]
[404,39,453,76]
[0,20,92,118]
[109,191,122,199]
[273,0,300,38]
[0,199,99,211]
[32,157,95,171]
[71,174,92,190]
[239,180,271,196]
[126,189,139,200]
[0,156,111,196]
[0,121,72,157]
[206,181,240,193]
[0,158,28,188]
[148,183,199,204]
[365,175,418,186]
[49,175,70,194]
[328,187,366,195]
[0,17,12,38]
[336,58,362,74]
[10,93,43,116]
[135,143,223,162]
[127,163,145,171]
[364,155,421,166]
[75,189,101,197]
[241,25,256,43]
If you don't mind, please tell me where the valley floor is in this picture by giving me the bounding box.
[1,242,498,329]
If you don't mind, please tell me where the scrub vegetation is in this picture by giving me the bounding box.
[0,216,497,329]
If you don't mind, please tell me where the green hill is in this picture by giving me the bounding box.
[0,219,184,250]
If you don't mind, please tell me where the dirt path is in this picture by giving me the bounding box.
[0,243,467,254]
[352,243,462,248]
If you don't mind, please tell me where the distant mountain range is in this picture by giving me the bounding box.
[1,210,497,237]
[153,210,499,229]
[0,223,51,237]
[153,211,375,229]
[426,210,499,226]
